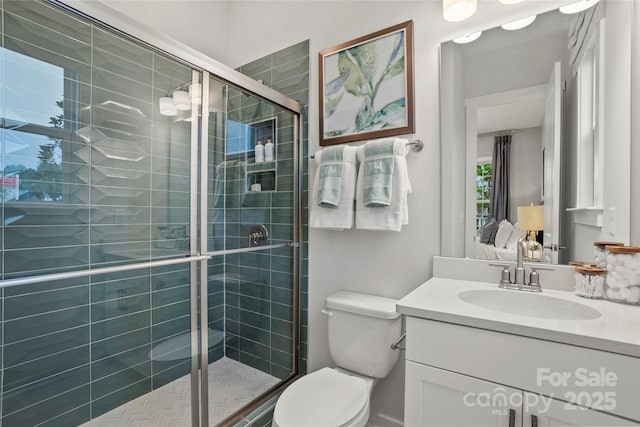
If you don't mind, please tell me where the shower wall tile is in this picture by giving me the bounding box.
[3,0,91,44]
[3,12,91,64]
[93,26,153,67]
[2,384,91,427]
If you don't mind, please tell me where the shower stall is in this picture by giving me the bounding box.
[0,0,303,425]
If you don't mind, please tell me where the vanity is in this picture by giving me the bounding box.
[397,257,640,427]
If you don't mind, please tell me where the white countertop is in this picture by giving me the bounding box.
[397,277,640,357]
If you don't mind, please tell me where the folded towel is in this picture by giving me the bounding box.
[362,139,397,207]
[316,146,346,208]
[310,146,358,230]
[356,138,412,231]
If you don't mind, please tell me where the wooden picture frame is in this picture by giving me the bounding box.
[319,20,414,146]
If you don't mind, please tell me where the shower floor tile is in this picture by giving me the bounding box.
[81,357,279,427]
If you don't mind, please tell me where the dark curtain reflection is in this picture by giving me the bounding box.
[490,134,511,222]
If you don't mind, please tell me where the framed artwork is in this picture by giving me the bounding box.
[319,20,414,146]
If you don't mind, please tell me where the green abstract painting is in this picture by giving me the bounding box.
[320,21,414,145]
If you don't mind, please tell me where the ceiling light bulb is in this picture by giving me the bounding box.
[443,0,477,23]
[499,0,524,4]
[559,0,600,14]
[172,90,191,111]
[501,15,537,31]
[159,97,177,116]
[452,31,483,44]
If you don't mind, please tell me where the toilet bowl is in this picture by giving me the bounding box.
[273,367,375,427]
[149,327,223,367]
[273,291,401,427]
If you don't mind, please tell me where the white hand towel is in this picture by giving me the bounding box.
[310,146,357,230]
[355,138,412,231]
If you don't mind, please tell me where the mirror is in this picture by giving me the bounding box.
[440,1,633,265]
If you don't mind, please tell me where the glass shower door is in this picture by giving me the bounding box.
[0,1,204,425]
[203,74,299,424]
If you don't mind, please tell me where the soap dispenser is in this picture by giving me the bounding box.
[264,138,274,162]
[255,140,264,163]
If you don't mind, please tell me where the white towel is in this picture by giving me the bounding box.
[310,146,357,230]
[355,138,412,231]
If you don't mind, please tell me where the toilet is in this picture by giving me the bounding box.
[273,291,402,427]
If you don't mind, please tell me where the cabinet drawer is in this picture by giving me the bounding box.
[406,317,640,421]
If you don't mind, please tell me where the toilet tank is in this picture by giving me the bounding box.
[325,291,402,378]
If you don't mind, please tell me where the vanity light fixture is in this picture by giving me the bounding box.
[501,15,537,31]
[452,31,483,44]
[172,90,191,110]
[443,0,477,22]
[159,83,203,116]
[159,96,177,116]
[559,0,600,14]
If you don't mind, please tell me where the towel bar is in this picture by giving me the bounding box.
[310,139,423,159]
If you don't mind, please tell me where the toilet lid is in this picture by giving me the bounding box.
[274,368,368,427]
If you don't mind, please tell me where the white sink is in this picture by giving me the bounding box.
[458,289,602,320]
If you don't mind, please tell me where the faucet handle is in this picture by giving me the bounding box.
[489,263,512,286]
[526,266,553,291]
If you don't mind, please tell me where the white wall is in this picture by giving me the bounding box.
[633,0,640,245]
[600,1,632,244]
[440,43,466,258]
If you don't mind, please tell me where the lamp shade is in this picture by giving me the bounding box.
[518,205,544,231]
[159,97,177,116]
[501,15,537,31]
[172,90,191,110]
[453,31,482,44]
[443,0,477,22]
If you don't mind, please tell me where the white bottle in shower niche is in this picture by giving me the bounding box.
[265,138,274,162]
[255,140,264,163]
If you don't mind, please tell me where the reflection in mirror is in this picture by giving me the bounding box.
[440,1,633,265]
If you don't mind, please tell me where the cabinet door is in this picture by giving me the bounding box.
[405,361,522,427]
[523,392,639,427]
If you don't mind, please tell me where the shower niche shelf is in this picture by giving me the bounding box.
[247,169,276,192]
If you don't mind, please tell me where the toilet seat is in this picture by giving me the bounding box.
[273,367,369,427]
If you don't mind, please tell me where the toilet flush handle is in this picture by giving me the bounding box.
[320,308,333,317]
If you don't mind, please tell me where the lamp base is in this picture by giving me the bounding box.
[523,231,543,262]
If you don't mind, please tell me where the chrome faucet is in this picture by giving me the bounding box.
[514,237,527,286]
[490,237,547,292]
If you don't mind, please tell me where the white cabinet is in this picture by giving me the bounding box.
[405,361,521,427]
[523,393,637,427]
[405,362,637,427]
[404,317,640,427]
